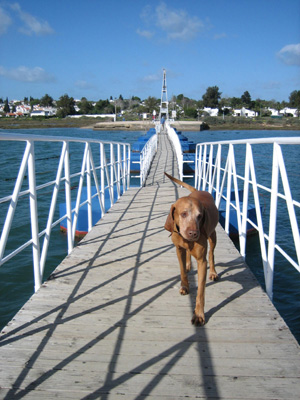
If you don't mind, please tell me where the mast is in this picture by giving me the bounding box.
[159,69,169,121]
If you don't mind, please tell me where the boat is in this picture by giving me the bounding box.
[213,190,260,237]
[59,186,122,237]
[130,128,156,173]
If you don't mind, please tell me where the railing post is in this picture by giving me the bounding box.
[225,145,233,234]
[122,144,126,190]
[266,143,279,299]
[127,144,131,189]
[240,144,251,258]
[208,145,214,193]
[0,141,31,263]
[195,145,199,189]
[117,144,121,198]
[40,141,68,276]
[86,143,92,232]
[215,144,222,208]
[110,143,115,204]
[100,143,105,211]
[64,141,73,253]
[27,141,42,292]
[202,145,207,191]
[72,143,88,240]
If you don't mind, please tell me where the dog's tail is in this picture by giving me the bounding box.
[164,172,197,192]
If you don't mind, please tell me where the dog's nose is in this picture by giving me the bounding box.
[188,230,199,240]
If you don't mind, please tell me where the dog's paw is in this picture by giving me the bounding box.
[209,272,219,281]
[179,286,189,295]
[191,312,205,326]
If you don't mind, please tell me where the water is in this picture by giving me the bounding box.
[0,128,299,343]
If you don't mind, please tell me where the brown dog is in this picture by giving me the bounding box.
[164,173,219,325]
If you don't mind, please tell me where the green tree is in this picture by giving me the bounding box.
[184,107,198,119]
[289,90,300,115]
[78,97,93,114]
[143,96,159,113]
[229,97,242,109]
[56,94,75,117]
[131,96,141,102]
[29,97,40,109]
[241,91,252,108]
[40,93,53,107]
[4,98,10,113]
[202,86,222,108]
[253,98,263,116]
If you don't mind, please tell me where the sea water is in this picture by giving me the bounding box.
[0,128,299,343]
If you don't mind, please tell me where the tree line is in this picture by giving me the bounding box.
[1,88,299,118]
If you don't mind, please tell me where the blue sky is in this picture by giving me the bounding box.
[0,0,299,102]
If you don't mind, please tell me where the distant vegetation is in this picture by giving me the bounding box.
[1,88,299,122]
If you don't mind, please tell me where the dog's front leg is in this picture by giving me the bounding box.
[186,250,192,272]
[176,246,189,295]
[192,258,207,325]
[191,244,208,326]
[208,230,218,281]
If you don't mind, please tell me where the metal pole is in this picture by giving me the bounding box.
[27,141,42,292]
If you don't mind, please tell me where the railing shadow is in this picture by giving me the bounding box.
[0,135,259,399]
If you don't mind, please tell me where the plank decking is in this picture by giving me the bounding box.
[0,132,299,399]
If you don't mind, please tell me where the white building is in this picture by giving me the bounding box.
[16,105,31,115]
[30,107,57,117]
[203,107,219,117]
[268,108,280,116]
[279,107,298,117]
[233,107,257,118]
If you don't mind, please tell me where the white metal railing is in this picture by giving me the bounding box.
[195,137,300,300]
[139,134,158,186]
[165,123,194,179]
[166,123,183,180]
[0,133,131,292]
[130,132,158,186]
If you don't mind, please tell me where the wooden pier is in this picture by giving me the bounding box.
[0,133,299,399]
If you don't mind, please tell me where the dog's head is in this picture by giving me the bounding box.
[164,196,207,241]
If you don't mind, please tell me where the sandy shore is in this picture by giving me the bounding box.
[93,120,155,131]
[170,121,206,131]
[93,120,205,131]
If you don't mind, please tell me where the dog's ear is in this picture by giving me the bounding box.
[201,208,214,238]
[164,204,175,233]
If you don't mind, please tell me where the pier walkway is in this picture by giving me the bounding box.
[0,132,299,399]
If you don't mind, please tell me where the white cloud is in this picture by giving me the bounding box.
[0,7,12,35]
[143,72,162,82]
[214,32,227,40]
[0,66,55,83]
[10,2,54,36]
[74,80,95,90]
[136,29,154,39]
[155,2,204,41]
[277,43,300,66]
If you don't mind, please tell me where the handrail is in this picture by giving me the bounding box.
[0,133,131,292]
[139,134,158,186]
[195,137,300,300]
[165,123,183,180]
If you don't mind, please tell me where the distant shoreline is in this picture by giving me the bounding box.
[0,118,299,131]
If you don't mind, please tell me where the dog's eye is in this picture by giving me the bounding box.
[197,214,202,220]
[181,212,187,218]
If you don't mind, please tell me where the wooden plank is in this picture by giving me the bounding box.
[0,132,299,400]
